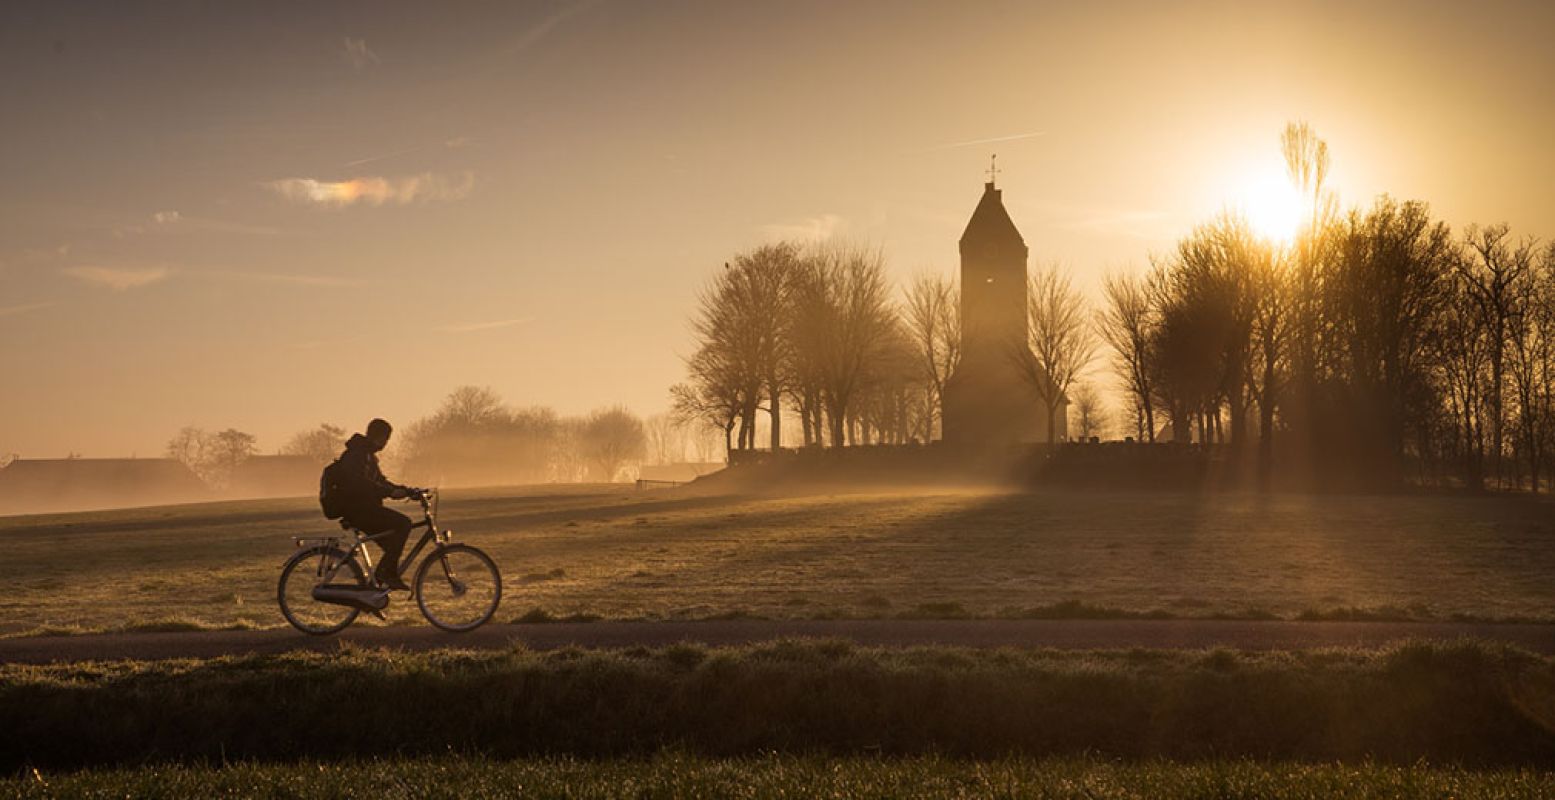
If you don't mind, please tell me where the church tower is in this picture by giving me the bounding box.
[942,172,1064,445]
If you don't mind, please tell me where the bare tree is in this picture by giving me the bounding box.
[206,428,258,488]
[903,272,960,441]
[1281,121,1337,468]
[784,256,832,445]
[1097,270,1158,442]
[280,423,346,464]
[166,425,253,486]
[439,385,507,428]
[1435,271,1491,487]
[166,426,209,474]
[1507,243,1555,491]
[642,412,684,465]
[855,318,925,444]
[579,406,647,482]
[1247,236,1288,483]
[1325,197,1455,484]
[671,358,740,457]
[398,387,565,486]
[1025,262,1096,443]
[735,243,801,449]
[1068,381,1106,441]
[684,248,791,451]
[1457,224,1531,488]
[790,243,896,446]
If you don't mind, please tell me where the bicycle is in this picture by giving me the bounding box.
[277,488,502,635]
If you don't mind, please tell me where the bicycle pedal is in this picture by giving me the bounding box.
[370,608,388,621]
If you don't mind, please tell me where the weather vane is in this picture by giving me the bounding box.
[987,153,1001,186]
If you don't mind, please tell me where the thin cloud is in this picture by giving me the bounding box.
[114,210,179,238]
[761,213,844,242]
[63,266,171,291]
[265,172,475,208]
[342,37,380,70]
[439,317,530,333]
[911,131,1047,154]
[0,301,53,318]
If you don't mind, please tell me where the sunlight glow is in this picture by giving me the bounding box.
[1232,164,1305,244]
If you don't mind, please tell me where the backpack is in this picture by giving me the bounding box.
[319,458,348,520]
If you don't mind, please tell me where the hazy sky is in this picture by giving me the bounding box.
[3,0,1553,458]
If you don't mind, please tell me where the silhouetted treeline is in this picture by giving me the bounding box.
[165,390,655,490]
[396,386,649,485]
[1101,123,1555,491]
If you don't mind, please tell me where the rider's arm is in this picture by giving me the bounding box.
[366,455,413,498]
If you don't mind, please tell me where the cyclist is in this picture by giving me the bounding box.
[332,418,417,590]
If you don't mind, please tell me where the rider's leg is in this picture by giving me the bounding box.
[352,507,412,588]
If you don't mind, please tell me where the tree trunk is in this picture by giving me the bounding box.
[1258,386,1276,489]
[768,385,782,450]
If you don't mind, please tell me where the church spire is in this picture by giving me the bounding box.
[961,164,1023,246]
[986,153,1000,188]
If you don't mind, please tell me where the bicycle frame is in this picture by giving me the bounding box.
[293,492,453,589]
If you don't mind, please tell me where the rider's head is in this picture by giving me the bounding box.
[365,418,393,450]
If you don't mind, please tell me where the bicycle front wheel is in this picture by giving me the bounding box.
[278,545,364,635]
[414,544,501,632]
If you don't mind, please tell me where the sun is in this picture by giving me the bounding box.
[1234,165,1305,244]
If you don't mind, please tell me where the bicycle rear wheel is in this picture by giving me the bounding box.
[414,544,501,632]
[278,545,365,635]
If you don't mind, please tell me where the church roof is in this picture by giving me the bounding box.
[960,181,1025,245]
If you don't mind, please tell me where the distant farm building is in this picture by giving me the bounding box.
[226,455,319,499]
[0,457,210,515]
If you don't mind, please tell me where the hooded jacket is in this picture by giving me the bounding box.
[333,433,404,512]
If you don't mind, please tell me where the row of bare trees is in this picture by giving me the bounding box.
[674,242,971,452]
[1097,122,1555,490]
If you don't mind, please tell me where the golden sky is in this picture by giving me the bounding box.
[2,0,1553,457]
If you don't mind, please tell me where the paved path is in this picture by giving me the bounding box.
[3,619,1554,664]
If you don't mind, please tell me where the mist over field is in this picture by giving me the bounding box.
[5,2,1555,794]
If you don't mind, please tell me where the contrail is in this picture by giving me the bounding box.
[911,131,1047,154]
[343,145,427,169]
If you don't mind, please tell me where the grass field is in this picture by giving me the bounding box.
[3,483,1555,633]
[5,640,1555,769]
[10,755,1555,799]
